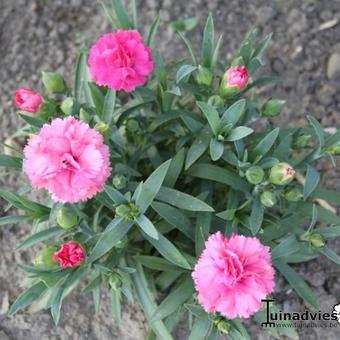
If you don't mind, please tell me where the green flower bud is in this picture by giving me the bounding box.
[260,190,277,207]
[112,174,128,190]
[292,134,312,149]
[269,162,295,186]
[207,95,224,109]
[57,207,78,229]
[60,97,76,115]
[196,65,213,87]
[262,99,285,117]
[215,319,230,335]
[94,122,109,134]
[42,71,66,93]
[108,273,121,291]
[79,108,91,123]
[245,166,265,185]
[309,233,325,248]
[326,143,340,156]
[126,119,140,133]
[115,203,139,221]
[284,188,303,202]
[33,246,58,268]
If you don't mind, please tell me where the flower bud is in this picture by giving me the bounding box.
[115,203,139,221]
[208,95,224,109]
[94,122,109,134]
[260,190,277,207]
[196,65,213,86]
[326,143,340,156]
[33,246,58,268]
[292,134,312,149]
[284,188,303,202]
[262,99,285,117]
[60,97,76,115]
[42,72,67,93]
[269,163,295,186]
[15,89,43,113]
[309,233,325,248]
[219,66,249,98]
[57,206,78,229]
[79,108,91,123]
[109,273,121,291]
[112,174,128,190]
[214,319,230,335]
[126,119,140,133]
[245,166,265,185]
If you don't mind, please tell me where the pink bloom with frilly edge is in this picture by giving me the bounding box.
[225,66,249,90]
[53,242,85,269]
[192,232,275,319]
[88,30,154,92]
[15,89,43,113]
[23,117,111,203]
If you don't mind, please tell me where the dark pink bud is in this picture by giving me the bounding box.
[15,89,43,113]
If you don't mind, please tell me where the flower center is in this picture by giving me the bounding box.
[285,167,295,177]
[61,153,80,172]
[115,45,133,68]
[223,250,244,287]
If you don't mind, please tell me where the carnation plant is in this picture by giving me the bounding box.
[2,1,340,339]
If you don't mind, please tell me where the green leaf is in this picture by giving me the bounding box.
[303,165,320,200]
[136,159,171,213]
[89,218,133,262]
[151,277,194,322]
[88,82,104,118]
[211,34,223,69]
[195,210,211,256]
[274,259,319,309]
[0,153,22,170]
[220,99,246,126]
[251,128,280,160]
[143,233,191,270]
[135,256,180,272]
[317,226,340,239]
[152,201,194,240]
[176,65,197,84]
[185,127,211,170]
[104,185,127,204]
[130,262,174,340]
[177,31,197,65]
[130,0,138,28]
[19,114,45,128]
[250,196,264,235]
[226,126,253,142]
[17,227,66,250]
[188,316,211,340]
[184,304,206,318]
[74,51,92,104]
[248,57,264,74]
[135,214,159,240]
[187,163,249,192]
[9,281,47,315]
[110,290,122,323]
[103,89,116,125]
[82,274,102,294]
[252,33,273,58]
[271,235,300,260]
[163,148,185,188]
[202,14,214,68]
[147,15,160,47]
[196,101,220,136]
[307,115,324,147]
[297,201,340,225]
[156,187,214,212]
[313,188,340,204]
[0,215,33,226]
[111,0,131,29]
[318,246,340,265]
[210,138,224,161]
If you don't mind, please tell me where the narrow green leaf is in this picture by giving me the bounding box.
[250,196,264,235]
[177,31,197,65]
[110,290,122,323]
[82,274,102,294]
[196,101,220,136]
[297,201,340,225]
[318,246,340,265]
[307,115,324,147]
[74,51,92,103]
[151,278,194,322]
[136,159,171,213]
[304,165,320,200]
[130,0,138,28]
[9,281,47,315]
[103,89,116,125]
[211,34,223,68]
[210,138,224,161]
[104,185,127,204]
[156,187,214,212]
[88,82,104,118]
[226,126,253,142]
[147,15,160,47]
[111,0,131,29]
[19,114,45,128]
[252,33,273,58]
[144,233,191,270]
[317,226,340,239]
[135,214,159,240]
[17,227,65,250]
[251,128,280,160]
[135,256,180,272]
[188,316,211,340]
[0,215,33,226]
[176,65,197,84]
[271,235,300,260]
[274,259,319,309]
[0,153,22,170]
[202,14,214,68]
[163,148,185,188]
[220,99,246,126]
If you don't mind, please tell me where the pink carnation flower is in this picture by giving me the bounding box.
[53,242,85,269]
[88,30,154,92]
[15,89,43,113]
[192,232,275,319]
[225,66,249,90]
[23,117,111,203]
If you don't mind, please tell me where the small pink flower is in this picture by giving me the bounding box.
[23,117,111,203]
[88,30,154,92]
[225,66,249,90]
[192,232,275,319]
[53,242,85,269]
[15,89,43,113]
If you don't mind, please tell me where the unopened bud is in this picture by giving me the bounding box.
[262,99,285,117]
[284,188,303,202]
[269,162,295,186]
[245,166,265,185]
[109,274,121,291]
[79,108,91,123]
[309,233,325,248]
[94,122,109,134]
[61,97,76,115]
[33,246,58,268]
[293,134,312,149]
[115,203,139,221]
[126,119,140,133]
[219,66,249,98]
[208,95,224,109]
[196,65,213,87]
[215,319,230,335]
[326,143,340,156]
[57,207,78,229]
[112,174,128,190]
[260,190,277,207]
[42,72,67,94]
